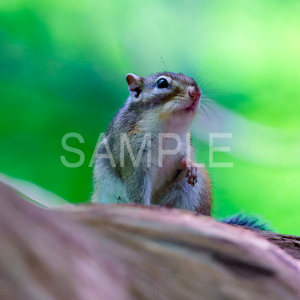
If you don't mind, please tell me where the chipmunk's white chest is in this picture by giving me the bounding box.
[149,132,187,193]
[139,113,193,198]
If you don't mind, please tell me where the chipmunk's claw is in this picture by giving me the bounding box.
[187,167,197,187]
[182,157,198,187]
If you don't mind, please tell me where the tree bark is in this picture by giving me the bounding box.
[236,225,300,261]
[0,180,300,300]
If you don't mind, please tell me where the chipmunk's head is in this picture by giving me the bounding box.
[125,72,201,129]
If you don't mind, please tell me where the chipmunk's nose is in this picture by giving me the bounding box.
[188,86,201,102]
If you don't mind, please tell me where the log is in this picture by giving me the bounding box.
[1,180,300,300]
[237,226,300,261]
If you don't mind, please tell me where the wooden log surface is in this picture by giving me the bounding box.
[239,226,300,261]
[1,180,300,300]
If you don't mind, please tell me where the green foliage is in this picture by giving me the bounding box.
[0,0,300,234]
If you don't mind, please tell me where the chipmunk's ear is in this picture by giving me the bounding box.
[125,73,142,98]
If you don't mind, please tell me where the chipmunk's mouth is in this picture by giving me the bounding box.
[182,99,200,113]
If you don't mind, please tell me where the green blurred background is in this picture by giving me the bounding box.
[1,0,300,234]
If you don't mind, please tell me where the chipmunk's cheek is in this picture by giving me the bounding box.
[158,105,175,122]
[158,111,172,122]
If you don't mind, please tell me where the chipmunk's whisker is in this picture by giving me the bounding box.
[201,78,221,91]
[200,104,213,127]
[201,98,215,105]
[202,102,224,125]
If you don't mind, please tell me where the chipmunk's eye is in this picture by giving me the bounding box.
[156,78,169,89]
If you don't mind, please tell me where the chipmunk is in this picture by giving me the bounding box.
[92,72,211,215]
[91,71,272,231]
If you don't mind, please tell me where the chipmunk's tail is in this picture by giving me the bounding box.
[219,212,273,231]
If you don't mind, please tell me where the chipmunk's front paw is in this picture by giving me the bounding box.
[181,157,198,187]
